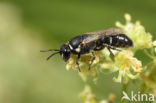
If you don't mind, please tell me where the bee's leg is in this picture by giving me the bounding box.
[103,44,121,51]
[103,44,121,60]
[108,48,115,57]
[107,47,116,61]
[89,52,96,70]
[76,54,81,72]
[107,45,121,51]
[107,45,122,61]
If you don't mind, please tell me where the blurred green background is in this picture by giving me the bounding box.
[0,0,156,103]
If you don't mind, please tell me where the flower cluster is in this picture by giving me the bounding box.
[80,85,98,103]
[116,14,152,51]
[113,50,142,83]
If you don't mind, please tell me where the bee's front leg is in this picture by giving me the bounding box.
[76,54,81,72]
[88,52,96,70]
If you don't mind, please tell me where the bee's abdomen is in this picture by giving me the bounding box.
[103,34,133,47]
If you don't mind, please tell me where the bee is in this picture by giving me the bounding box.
[40,28,133,72]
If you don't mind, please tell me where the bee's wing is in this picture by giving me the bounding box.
[82,34,99,44]
[83,28,124,44]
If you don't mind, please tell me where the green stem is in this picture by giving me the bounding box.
[144,49,155,59]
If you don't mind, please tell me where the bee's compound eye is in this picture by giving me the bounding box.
[60,44,71,62]
[60,44,70,52]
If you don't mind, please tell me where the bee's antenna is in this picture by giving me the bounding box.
[46,51,60,60]
[40,49,60,52]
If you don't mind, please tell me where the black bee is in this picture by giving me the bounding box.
[41,28,133,71]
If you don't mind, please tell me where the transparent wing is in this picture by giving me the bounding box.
[83,28,124,44]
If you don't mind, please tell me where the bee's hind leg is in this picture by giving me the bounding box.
[88,52,96,70]
[108,48,115,57]
[107,45,121,51]
[103,44,121,61]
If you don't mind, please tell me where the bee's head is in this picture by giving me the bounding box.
[60,44,71,62]
[40,44,71,62]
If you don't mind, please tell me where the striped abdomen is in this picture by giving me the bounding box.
[103,34,133,47]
